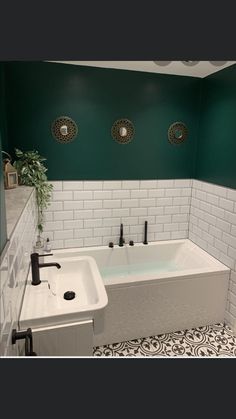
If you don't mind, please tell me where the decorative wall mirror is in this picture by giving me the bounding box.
[51,116,78,143]
[168,122,188,144]
[111,119,135,144]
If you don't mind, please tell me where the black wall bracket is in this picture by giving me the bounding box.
[12,328,37,356]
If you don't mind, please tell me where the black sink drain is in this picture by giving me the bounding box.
[64,291,76,300]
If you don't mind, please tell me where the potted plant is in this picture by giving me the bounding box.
[13,148,53,248]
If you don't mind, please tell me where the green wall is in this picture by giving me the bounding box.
[196,64,236,189]
[0,63,7,253]
[4,62,201,180]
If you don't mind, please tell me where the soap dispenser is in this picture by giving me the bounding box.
[45,238,51,253]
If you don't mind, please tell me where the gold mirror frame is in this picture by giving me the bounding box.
[111,119,135,144]
[168,122,188,145]
[51,116,78,143]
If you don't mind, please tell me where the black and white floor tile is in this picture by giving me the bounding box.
[93,323,236,357]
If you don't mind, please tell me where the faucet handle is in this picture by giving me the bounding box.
[38,253,53,257]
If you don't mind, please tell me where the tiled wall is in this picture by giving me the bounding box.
[189,180,236,331]
[42,180,192,249]
[0,190,37,356]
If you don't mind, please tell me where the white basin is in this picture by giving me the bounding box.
[19,256,108,329]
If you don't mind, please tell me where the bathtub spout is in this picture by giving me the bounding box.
[119,223,125,247]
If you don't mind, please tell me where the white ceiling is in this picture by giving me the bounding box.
[49,61,236,78]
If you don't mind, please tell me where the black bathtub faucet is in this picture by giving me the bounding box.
[119,223,125,247]
[30,253,61,286]
[143,221,148,245]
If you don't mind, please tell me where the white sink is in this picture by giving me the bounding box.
[19,256,108,329]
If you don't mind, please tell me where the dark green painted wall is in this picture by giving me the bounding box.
[0,64,7,253]
[4,62,201,180]
[196,64,236,189]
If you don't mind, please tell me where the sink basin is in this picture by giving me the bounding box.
[19,256,108,329]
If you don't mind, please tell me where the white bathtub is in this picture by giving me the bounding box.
[52,239,230,346]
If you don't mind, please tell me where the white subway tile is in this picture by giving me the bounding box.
[172,214,188,223]
[219,198,234,212]
[44,212,53,221]
[102,236,118,246]
[148,224,163,233]
[84,181,103,190]
[94,209,112,218]
[148,189,165,198]
[164,223,179,232]
[54,211,73,221]
[53,191,73,201]
[103,181,122,190]
[84,219,102,228]
[173,197,190,205]
[63,181,83,190]
[192,180,203,190]
[84,237,102,247]
[54,230,74,240]
[206,193,219,206]
[64,201,83,210]
[94,190,112,199]
[222,232,236,248]
[213,185,227,198]
[189,214,198,225]
[131,208,148,216]
[179,222,189,230]
[207,244,220,260]
[157,180,174,188]
[113,190,130,199]
[174,179,192,188]
[209,225,222,239]
[211,205,225,219]
[140,180,157,189]
[180,205,190,214]
[103,218,120,227]
[204,213,216,226]
[181,188,192,197]
[50,181,63,191]
[201,231,214,245]
[94,227,111,237]
[122,181,140,189]
[74,229,93,238]
[84,200,102,209]
[200,182,215,194]
[231,225,236,237]
[165,189,181,197]
[191,197,200,208]
[74,210,93,219]
[140,198,156,207]
[46,201,63,212]
[216,219,231,234]
[121,217,139,225]
[156,215,172,224]
[122,199,139,208]
[64,220,83,229]
[130,225,143,234]
[139,216,156,224]
[171,231,188,239]
[156,197,173,206]
[148,207,164,215]
[228,246,236,260]
[215,238,228,253]
[112,208,129,217]
[51,240,64,249]
[225,211,236,225]
[44,221,63,231]
[131,190,148,199]
[74,191,93,200]
[199,219,210,232]
[104,200,121,209]
[64,239,83,248]
[155,232,171,240]
[199,201,211,213]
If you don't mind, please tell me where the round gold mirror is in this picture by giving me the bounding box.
[168,122,188,145]
[111,119,135,144]
[51,116,78,143]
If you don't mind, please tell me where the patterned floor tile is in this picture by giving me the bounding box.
[93,323,236,357]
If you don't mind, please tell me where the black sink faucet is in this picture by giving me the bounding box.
[119,223,125,247]
[30,253,61,286]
